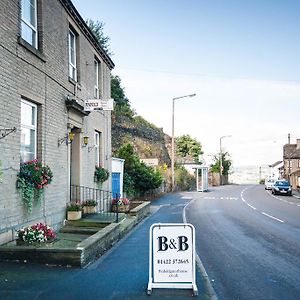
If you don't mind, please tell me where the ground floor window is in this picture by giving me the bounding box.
[20,99,37,162]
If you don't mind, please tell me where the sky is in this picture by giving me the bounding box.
[72,0,300,168]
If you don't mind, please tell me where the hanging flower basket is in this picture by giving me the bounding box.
[17,160,53,214]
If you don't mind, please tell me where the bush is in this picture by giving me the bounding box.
[116,143,163,197]
[175,166,196,191]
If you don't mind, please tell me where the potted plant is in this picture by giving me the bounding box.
[66,202,82,220]
[111,197,130,213]
[16,222,56,245]
[94,165,109,186]
[82,200,97,214]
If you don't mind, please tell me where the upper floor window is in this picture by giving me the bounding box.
[21,0,38,48]
[68,28,77,81]
[20,99,37,162]
[94,59,99,98]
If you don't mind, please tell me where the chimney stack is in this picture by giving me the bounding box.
[288,133,290,144]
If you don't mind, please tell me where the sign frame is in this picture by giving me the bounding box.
[147,223,198,296]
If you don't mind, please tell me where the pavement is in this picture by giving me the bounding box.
[292,189,300,199]
[0,193,214,300]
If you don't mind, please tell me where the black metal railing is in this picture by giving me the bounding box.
[70,185,115,218]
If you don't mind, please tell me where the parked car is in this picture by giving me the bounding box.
[271,180,292,196]
[265,178,276,190]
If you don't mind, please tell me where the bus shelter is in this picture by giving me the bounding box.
[195,166,209,192]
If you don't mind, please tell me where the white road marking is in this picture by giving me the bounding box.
[181,196,192,200]
[261,212,285,223]
[246,203,257,210]
[203,196,238,200]
[241,186,285,224]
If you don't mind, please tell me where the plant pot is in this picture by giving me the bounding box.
[67,211,82,220]
[111,204,129,213]
[83,206,97,214]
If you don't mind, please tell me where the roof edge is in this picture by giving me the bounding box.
[60,0,115,70]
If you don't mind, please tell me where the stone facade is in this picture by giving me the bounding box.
[283,139,300,189]
[0,0,114,244]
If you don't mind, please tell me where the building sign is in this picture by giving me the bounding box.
[140,158,159,167]
[147,223,198,295]
[84,98,114,111]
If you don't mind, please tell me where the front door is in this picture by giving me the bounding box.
[112,172,121,198]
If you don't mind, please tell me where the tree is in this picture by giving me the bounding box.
[111,75,134,120]
[175,135,203,162]
[86,19,112,55]
[111,75,128,106]
[210,151,232,175]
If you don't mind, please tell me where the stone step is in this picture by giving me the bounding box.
[60,226,100,235]
[65,220,109,228]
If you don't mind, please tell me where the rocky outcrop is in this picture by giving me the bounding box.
[112,115,171,166]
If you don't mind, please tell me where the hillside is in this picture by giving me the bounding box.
[112,113,171,166]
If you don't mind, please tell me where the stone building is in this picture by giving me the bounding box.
[283,139,300,189]
[0,0,114,244]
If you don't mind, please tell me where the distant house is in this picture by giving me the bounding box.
[0,0,114,244]
[283,139,300,189]
[268,161,283,180]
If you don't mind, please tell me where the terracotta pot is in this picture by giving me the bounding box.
[67,211,82,220]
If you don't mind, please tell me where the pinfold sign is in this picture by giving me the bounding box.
[147,223,198,295]
[84,98,114,111]
[140,158,159,167]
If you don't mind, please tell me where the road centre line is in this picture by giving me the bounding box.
[261,212,285,223]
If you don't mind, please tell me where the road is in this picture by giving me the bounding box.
[185,184,300,300]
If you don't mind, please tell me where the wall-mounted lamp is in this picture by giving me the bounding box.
[83,136,89,147]
[58,132,75,146]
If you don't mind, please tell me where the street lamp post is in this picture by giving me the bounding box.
[219,135,232,186]
[171,93,196,192]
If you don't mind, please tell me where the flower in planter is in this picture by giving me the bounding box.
[66,202,82,211]
[94,165,109,184]
[112,197,130,206]
[82,200,97,207]
[17,223,56,244]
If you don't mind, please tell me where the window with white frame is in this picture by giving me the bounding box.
[94,131,101,166]
[94,59,99,98]
[21,0,38,48]
[68,28,77,81]
[20,99,37,162]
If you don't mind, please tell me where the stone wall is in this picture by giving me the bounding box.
[0,0,113,244]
